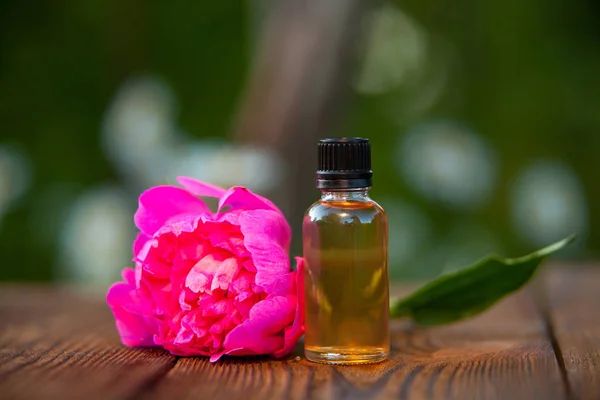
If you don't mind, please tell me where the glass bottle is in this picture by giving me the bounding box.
[302,137,390,364]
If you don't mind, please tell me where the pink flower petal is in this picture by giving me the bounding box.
[134,238,154,288]
[273,257,305,358]
[156,215,200,237]
[106,268,158,347]
[211,258,241,292]
[209,351,228,362]
[177,176,227,198]
[133,233,151,256]
[108,180,305,362]
[134,237,155,264]
[218,187,291,246]
[207,231,238,253]
[178,291,192,311]
[155,213,241,240]
[234,294,257,317]
[174,327,195,345]
[198,294,217,310]
[223,296,295,354]
[134,186,212,237]
[217,186,276,212]
[122,267,136,287]
[173,237,206,265]
[203,299,231,317]
[243,259,256,272]
[231,271,253,294]
[185,254,221,293]
[267,272,296,296]
[239,210,291,292]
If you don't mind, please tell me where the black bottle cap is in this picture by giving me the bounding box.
[316,137,373,189]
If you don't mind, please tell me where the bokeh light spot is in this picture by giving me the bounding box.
[354,3,427,95]
[511,160,588,249]
[398,120,497,209]
[58,185,135,286]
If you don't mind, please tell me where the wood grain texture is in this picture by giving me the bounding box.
[145,288,564,400]
[543,267,600,400]
[0,272,590,400]
[0,286,176,400]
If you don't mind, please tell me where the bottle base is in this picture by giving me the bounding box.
[304,346,389,365]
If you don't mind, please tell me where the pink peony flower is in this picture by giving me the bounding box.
[106,177,304,362]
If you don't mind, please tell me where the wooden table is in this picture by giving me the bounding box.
[1,267,598,400]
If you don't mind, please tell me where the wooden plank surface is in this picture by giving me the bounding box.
[0,268,598,400]
[543,267,600,400]
[0,286,176,400]
[145,288,563,400]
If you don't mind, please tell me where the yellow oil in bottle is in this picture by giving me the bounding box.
[303,195,390,364]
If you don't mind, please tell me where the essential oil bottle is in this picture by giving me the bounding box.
[302,137,390,364]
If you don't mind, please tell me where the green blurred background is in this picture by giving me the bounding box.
[1,0,598,284]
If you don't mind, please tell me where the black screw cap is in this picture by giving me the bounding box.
[316,137,373,189]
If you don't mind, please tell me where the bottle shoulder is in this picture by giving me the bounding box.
[304,198,387,223]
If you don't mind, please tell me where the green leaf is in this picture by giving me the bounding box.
[390,235,575,325]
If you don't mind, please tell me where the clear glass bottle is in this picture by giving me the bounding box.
[302,138,390,364]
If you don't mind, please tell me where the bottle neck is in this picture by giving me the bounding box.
[320,187,371,202]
